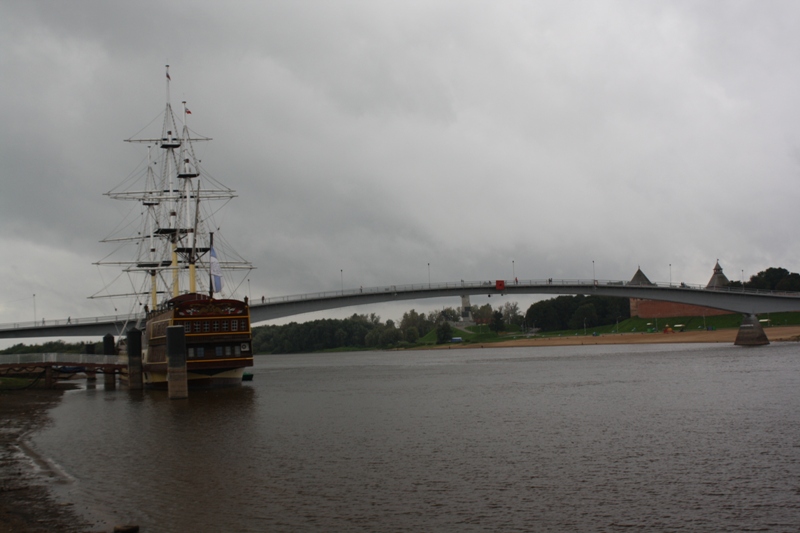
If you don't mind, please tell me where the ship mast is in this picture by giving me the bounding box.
[94,66,254,311]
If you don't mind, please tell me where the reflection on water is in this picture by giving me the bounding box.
[32,343,800,532]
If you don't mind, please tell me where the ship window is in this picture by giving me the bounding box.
[225,346,231,356]
[231,320,238,331]
[196,347,204,357]
[216,346,223,357]
[234,345,241,355]
[193,322,201,332]
[187,347,194,358]
[240,320,248,331]
[213,321,220,332]
[203,321,210,332]
[222,320,229,331]
[184,322,191,333]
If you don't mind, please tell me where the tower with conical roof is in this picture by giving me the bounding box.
[628,267,655,286]
[706,260,730,289]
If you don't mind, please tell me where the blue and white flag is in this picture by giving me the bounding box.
[210,247,223,293]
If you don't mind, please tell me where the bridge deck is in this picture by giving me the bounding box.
[2,278,800,340]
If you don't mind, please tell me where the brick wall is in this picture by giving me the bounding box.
[630,299,731,319]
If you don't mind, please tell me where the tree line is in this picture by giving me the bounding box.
[524,295,630,332]
[731,267,800,291]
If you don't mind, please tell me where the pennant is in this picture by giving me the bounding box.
[185,108,192,114]
[210,247,223,292]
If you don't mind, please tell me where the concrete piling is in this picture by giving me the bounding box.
[103,333,117,389]
[166,326,188,399]
[734,314,770,346]
[84,342,96,382]
[126,328,143,390]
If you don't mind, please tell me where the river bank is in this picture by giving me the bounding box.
[440,325,800,349]
[0,389,96,533]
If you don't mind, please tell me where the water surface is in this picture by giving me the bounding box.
[32,343,800,531]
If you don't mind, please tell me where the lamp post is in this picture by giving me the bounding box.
[428,263,431,288]
[592,260,595,282]
[247,278,251,301]
[669,264,672,287]
[340,269,343,295]
[33,294,36,324]
[512,260,515,280]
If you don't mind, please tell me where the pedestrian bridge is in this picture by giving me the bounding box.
[1,278,799,340]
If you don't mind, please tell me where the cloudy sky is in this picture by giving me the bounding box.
[2,0,800,335]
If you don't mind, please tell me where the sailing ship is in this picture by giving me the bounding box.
[94,66,254,388]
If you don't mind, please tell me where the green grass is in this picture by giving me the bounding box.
[532,311,800,338]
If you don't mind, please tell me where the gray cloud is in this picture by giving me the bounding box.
[2,0,800,331]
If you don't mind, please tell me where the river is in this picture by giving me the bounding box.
[30,342,800,532]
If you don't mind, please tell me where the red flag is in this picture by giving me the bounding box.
[186,109,192,114]
[166,72,171,80]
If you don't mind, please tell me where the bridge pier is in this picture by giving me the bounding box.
[734,314,770,346]
[126,329,143,390]
[103,334,117,389]
[166,326,188,399]
[84,343,96,383]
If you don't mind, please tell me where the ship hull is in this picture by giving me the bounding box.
[143,365,250,389]
[142,294,254,390]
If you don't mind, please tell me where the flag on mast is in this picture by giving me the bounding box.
[210,247,223,292]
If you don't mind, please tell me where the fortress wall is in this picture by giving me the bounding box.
[630,298,732,319]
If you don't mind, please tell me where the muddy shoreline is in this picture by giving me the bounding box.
[0,388,99,533]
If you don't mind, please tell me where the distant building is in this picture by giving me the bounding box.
[629,261,732,319]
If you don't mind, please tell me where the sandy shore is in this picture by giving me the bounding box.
[444,325,800,349]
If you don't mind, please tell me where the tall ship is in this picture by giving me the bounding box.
[94,66,254,388]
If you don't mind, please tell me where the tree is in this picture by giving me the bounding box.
[502,302,520,325]
[440,307,460,322]
[334,328,348,347]
[472,303,493,324]
[776,273,800,292]
[489,310,505,333]
[404,327,419,343]
[569,303,598,331]
[379,328,403,347]
[747,267,790,290]
[436,322,453,344]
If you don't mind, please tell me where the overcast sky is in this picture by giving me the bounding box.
[2,0,800,337]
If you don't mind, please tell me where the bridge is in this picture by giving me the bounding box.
[1,277,799,342]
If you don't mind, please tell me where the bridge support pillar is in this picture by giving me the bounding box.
[734,314,769,346]
[126,328,143,390]
[44,366,54,389]
[103,334,116,389]
[84,343,96,382]
[166,326,188,399]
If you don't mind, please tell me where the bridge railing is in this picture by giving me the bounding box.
[253,278,800,306]
[0,353,121,366]
[3,279,799,332]
[0,312,144,332]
